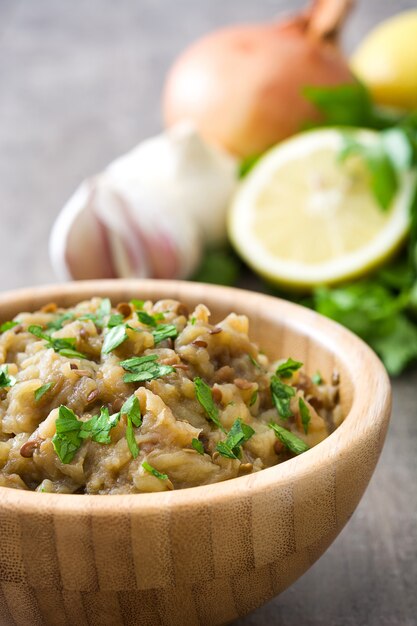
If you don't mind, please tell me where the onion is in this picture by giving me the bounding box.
[164,0,355,158]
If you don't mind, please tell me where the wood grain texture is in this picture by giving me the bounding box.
[0,280,391,625]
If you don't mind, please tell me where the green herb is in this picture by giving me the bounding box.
[191,438,204,455]
[249,390,258,407]
[216,418,255,460]
[298,397,311,435]
[28,325,87,359]
[0,365,16,388]
[79,298,112,328]
[102,324,128,354]
[275,358,303,379]
[249,354,261,369]
[339,133,398,211]
[190,316,196,325]
[46,312,74,331]
[311,371,323,385]
[107,313,124,328]
[194,377,225,432]
[126,415,139,458]
[142,461,168,481]
[52,404,122,463]
[191,248,240,286]
[79,407,121,444]
[270,376,295,419]
[130,299,145,310]
[152,324,178,344]
[0,320,18,333]
[268,422,310,455]
[137,311,164,327]
[239,154,261,178]
[34,382,54,401]
[121,394,142,427]
[52,405,83,464]
[121,354,175,383]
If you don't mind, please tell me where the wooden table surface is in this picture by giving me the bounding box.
[0,1,415,625]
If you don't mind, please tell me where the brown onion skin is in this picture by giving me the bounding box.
[163,20,354,158]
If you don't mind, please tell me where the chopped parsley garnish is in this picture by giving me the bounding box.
[248,354,261,369]
[268,422,309,455]
[102,324,128,354]
[46,312,74,331]
[190,316,196,325]
[126,416,139,458]
[28,325,87,359]
[34,382,54,402]
[142,461,168,481]
[137,310,164,327]
[130,299,145,310]
[107,313,125,328]
[216,418,255,460]
[52,406,83,464]
[79,298,112,328]
[121,354,175,383]
[0,365,16,388]
[275,358,303,379]
[270,375,295,419]
[79,407,121,444]
[194,377,225,432]
[121,394,142,427]
[0,320,18,333]
[152,324,178,344]
[249,390,258,407]
[298,397,311,434]
[312,371,323,385]
[52,404,121,463]
[191,438,204,455]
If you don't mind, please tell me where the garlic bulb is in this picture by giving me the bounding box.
[50,123,238,281]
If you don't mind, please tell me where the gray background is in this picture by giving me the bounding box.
[0,1,416,625]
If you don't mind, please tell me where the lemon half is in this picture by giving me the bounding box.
[229,129,414,289]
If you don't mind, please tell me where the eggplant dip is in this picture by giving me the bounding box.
[0,297,343,494]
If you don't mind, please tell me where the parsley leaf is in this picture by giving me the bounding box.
[191,438,204,455]
[249,354,261,369]
[152,324,178,344]
[52,405,82,464]
[249,390,258,407]
[194,377,225,432]
[34,382,54,401]
[0,320,18,333]
[191,248,240,286]
[270,375,295,419]
[130,299,145,310]
[216,418,255,459]
[46,312,74,331]
[121,354,175,383]
[0,365,16,388]
[142,461,168,481]
[121,394,142,427]
[137,311,164,327]
[298,397,311,434]
[311,371,323,385]
[107,313,124,328]
[79,298,112,328]
[28,325,87,359]
[102,324,128,354]
[275,358,303,379]
[79,407,121,444]
[268,422,309,455]
[126,415,139,458]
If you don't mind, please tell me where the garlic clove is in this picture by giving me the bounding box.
[50,124,238,281]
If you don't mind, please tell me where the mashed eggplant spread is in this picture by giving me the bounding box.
[0,297,342,494]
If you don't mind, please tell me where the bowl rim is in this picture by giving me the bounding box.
[0,279,391,514]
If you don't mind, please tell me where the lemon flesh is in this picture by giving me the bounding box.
[229,129,413,289]
[351,11,417,111]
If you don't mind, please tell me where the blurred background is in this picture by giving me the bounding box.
[0,1,416,625]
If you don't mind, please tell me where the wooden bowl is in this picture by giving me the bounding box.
[0,280,391,626]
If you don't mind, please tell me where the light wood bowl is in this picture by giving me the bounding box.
[0,280,391,626]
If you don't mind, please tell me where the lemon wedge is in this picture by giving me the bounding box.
[228,129,414,289]
[351,10,417,111]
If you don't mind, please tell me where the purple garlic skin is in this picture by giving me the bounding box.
[50,123,238,281]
